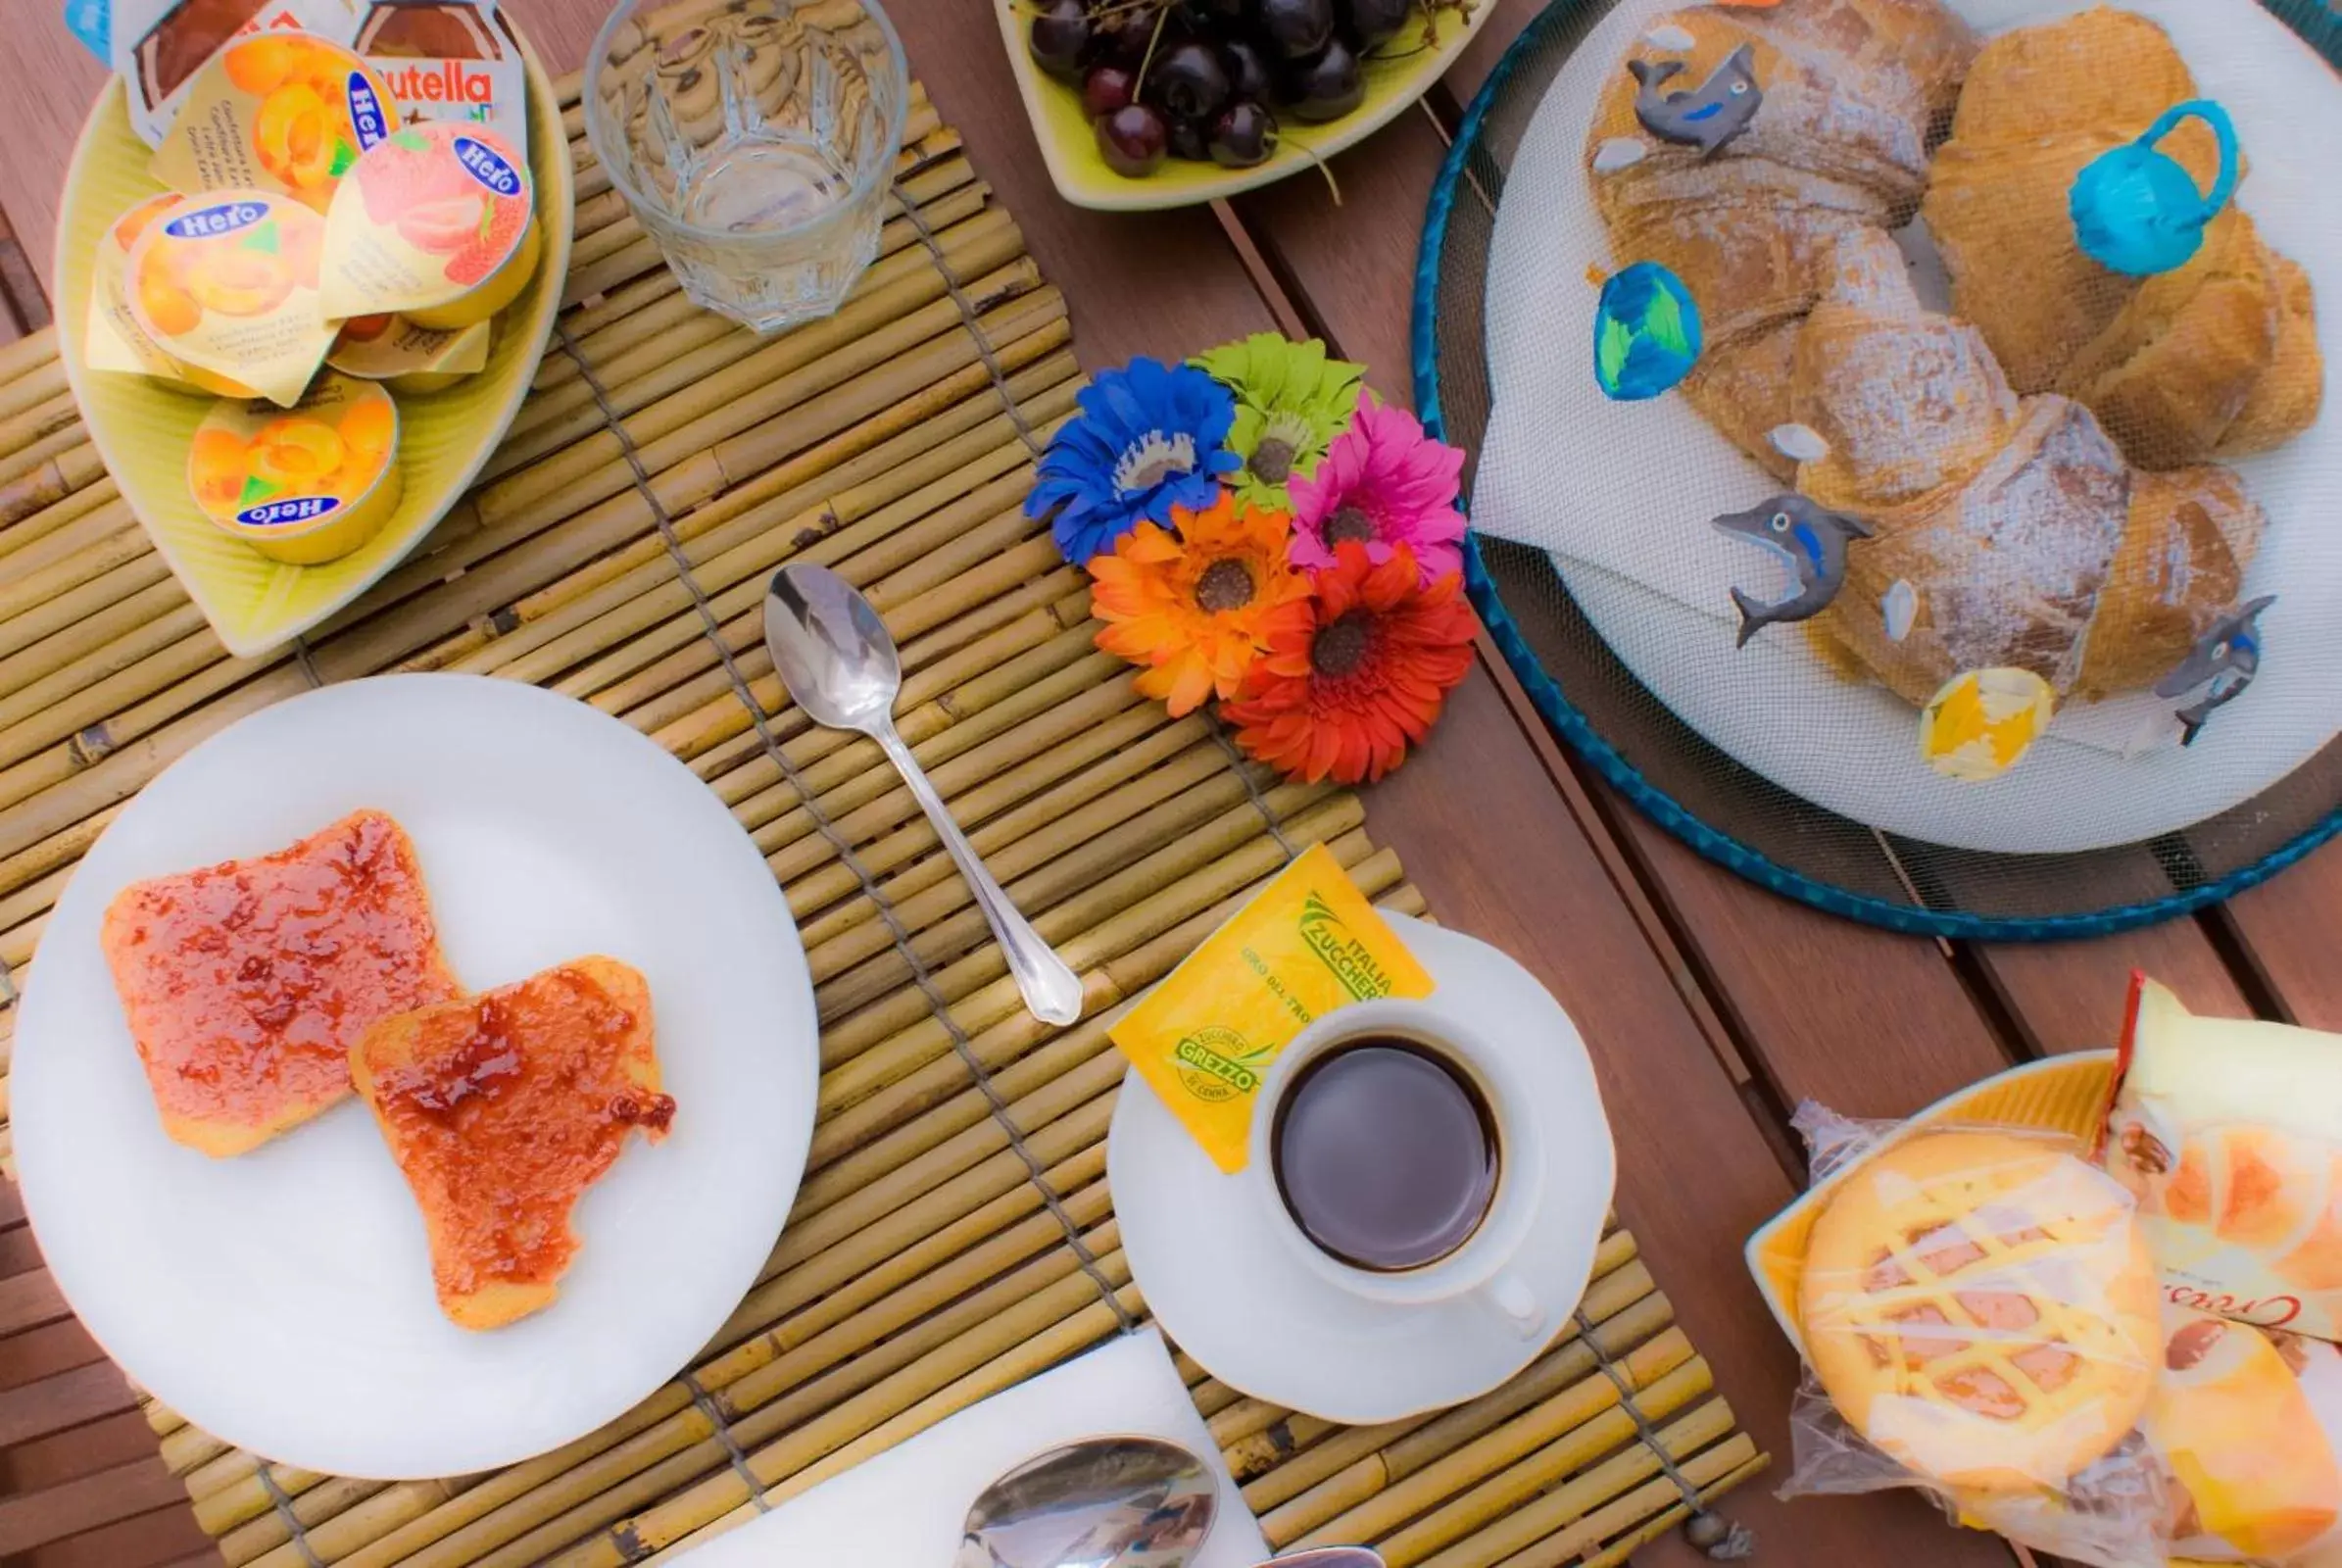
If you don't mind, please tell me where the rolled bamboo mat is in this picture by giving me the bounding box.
[0,68,1763,1568]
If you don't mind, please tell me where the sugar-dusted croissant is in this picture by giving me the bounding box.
[1792,231,2264,705]
[1586,0,1977,480]
[1922,7,2322,468]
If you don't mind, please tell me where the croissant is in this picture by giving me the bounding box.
[1793,231,2264,705]
[1921,6,2323,468]
[1586,0,1977,480]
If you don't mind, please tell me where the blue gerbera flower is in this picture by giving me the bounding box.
[1026,357,1241,564]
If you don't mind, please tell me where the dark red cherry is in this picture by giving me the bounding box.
[1209,100,1279,167]
[1097,102,1169,176]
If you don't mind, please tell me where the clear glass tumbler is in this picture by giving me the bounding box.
[584,0,909,333]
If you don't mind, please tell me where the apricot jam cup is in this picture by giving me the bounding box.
[189,373,404,564]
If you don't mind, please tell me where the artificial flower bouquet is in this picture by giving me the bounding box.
[1023,335,1479,786]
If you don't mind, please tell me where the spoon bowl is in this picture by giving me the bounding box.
[763,561,903,731]
[957,1436,1216,1568]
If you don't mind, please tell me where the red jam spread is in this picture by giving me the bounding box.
[100,809,457,1149]
[360,960,668,1301]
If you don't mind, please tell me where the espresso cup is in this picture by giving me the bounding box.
[1244,998,1549,1336]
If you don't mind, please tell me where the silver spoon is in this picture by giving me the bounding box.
[957,1437,1217,1568]
[764,564,1086,1027]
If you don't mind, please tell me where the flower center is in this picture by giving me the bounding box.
[1194,558,1256,614]
[1113,429,1197,494]
[1311,612,1375,678]
[1247,437,1296,485]
[1323,504,1378,546]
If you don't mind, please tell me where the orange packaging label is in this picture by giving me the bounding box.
[150,31,400,213]
[1109,843,1435,1173]
[318,122,532,319]
[125,190,334,407]
[86,193,193,380]
[327,313,488,383]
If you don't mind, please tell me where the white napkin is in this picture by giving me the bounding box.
[669,1328,1273,1568]
[1471,0,2342,854]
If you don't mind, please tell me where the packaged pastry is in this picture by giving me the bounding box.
[354,0,529,158]
[188,371,401,563]
[1796,1128,2164,1495]
[318,121,538,329]
[111,0,363,149]
[124,189,335,407]
[327,312,488,391]
[150,30,399,213]
[2143,1307,2342,1562]
[2105,973,2342,1343]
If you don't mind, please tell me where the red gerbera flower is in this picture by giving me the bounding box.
[1224,542,1478,785]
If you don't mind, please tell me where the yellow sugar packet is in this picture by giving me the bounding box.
[1111,842,1433,1173]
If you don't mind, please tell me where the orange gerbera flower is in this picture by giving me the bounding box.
[1224,542,1477,785]
[1090,494,1312,716]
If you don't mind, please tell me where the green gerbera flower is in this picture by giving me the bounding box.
[1191,333,1367,511]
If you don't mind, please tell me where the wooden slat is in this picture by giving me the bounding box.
[0,1453,189,1554]
[0,1361,138,1449]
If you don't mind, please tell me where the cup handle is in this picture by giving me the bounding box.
[1478,1270,1543,1339]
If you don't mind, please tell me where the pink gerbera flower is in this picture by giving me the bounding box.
[1288,396,1468,583]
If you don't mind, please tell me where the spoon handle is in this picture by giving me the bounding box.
[873,722,1086,1027]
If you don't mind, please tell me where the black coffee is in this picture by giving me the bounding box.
[1270,1038,1498,1272]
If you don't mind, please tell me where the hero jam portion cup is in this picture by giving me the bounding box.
[124,190,336,408]
[327,313,490,392]
[189,371,403,564]
[150,31,401,214]
[318,122,540,329]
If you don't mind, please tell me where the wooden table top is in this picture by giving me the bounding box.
[0,2,2334,1565]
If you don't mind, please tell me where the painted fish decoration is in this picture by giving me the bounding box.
[1713,495,1871,648]
[2154,595,2274,746]
[1630,44,1762,158]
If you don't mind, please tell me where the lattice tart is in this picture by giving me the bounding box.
[1799,1128,2163,1493]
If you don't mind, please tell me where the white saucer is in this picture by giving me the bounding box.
[1109,913,1617,1423]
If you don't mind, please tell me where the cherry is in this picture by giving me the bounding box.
[1147,39,1232,122]
[1028,0,1091,79]
[1168,114,1212,161]
[1086,3,1160,69]
[1097,102,1169,176]
[1282,36,1363,121]
[1209,100,1279,167]
[1082,64,1138,118]
[1220,37,1275,102]
[1257,0,1334,59]
[1344,0,1410,50]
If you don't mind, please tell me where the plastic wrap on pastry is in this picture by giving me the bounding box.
[1784,1111,2167,1568]
[2106,973,2342,1344]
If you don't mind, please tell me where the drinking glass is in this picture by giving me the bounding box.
[584,0,909,333]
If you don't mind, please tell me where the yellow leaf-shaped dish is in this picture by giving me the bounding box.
[57,23,573,659]
[994,0,1495,212]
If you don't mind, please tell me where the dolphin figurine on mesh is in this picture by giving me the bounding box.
[1713,495,1872,648]
[1630,44,1763,157]
[2155,595,2276,746]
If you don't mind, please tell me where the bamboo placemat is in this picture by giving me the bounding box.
[0,70,1764,1568]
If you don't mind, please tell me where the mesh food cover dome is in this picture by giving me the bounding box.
[1422,0,2342,938]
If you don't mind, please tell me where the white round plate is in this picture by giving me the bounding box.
[12,674,817,1480]
[1109,914,1617,1424]
[1474,0,2342,854]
